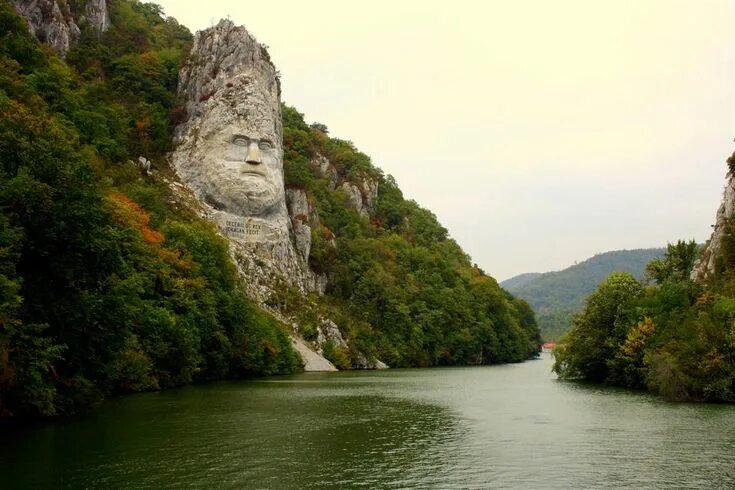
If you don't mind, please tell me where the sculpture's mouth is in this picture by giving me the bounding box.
[239,165,266,177]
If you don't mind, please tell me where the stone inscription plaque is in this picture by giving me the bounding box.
[216,215,267,242]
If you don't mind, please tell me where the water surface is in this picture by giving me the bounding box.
[2,354,734,488]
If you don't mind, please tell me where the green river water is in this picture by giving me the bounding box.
[2,353,734,489]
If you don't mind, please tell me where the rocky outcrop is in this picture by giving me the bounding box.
[354,352,389,370]
[311,154,337,189]
[291,337,337,372]
[691,172,735,282]
[12,0,110,58]
[316,319,348,351]
[314,318,387,369]
[341,182,366,217]
[176,19,280,129]
[361,178,379,213]
[13,0,79,57]
[78,0,110,35]
[136,156,151,175]
[171,20,319,299]
[285,188,312,261]
[341,178,378,218]
[311,151,378,217]
[170,19,386,371]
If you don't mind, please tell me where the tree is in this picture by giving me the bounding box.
[646,240,698,284]
[553,272,642,382]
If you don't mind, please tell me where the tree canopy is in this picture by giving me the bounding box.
[280,105,541,368]
[553,239,735,402]
[503,248,666,341]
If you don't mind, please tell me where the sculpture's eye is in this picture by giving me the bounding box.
[232,136,249,146]
[259,140,274,150]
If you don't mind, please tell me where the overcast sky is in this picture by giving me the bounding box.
[155,0,735,281]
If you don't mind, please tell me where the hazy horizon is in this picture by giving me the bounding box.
[155,0,735,281]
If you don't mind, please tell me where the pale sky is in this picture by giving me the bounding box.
[156,0,735,281]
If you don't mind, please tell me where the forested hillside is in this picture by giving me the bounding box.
[0,1,302,418]
[500,273,541,292]
[0,0,539,419]
[554,230,735,402]
[503,248,665,341]
[280,107,541,368]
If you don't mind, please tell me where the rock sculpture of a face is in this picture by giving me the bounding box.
[172,20,320,296]
[173,20,291,243]
[179,73,284,218]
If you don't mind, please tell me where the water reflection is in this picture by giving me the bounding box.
[0,375,461,489]
[1,355,735,489]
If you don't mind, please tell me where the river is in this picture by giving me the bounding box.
[2,353,734,489]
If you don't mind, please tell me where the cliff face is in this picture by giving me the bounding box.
[81,0,109,34]
[691,172,735,282]
[12,0,110,58]
[171,20,343,370]
[169,19,538,371]
[341,179,378,218]
[310,152,379,217]
[172,20,321,299]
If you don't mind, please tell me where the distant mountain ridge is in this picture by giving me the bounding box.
[500,272,542,291]
[502,248,666,341]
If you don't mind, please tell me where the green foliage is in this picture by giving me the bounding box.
[552,273,643,382]
[0,1,297,419]
[534,309,574,343]
[646,241,699,284]
[280,103,541,368]
[0,6,44,71]
[322,341,350,370]
[553,235,735,402]
[503,248,666,341]
[65,0,192,160]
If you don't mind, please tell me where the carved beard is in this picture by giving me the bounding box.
[201,165,283,218]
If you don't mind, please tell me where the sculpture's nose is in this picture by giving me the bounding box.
[245,142,261,164]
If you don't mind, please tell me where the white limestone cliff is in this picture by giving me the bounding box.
[172,20,320,299]
[12,0,109,58]
[79,0,109,35]
[170,20,339,371]
[170,19,387,371]
[285,188,312,262]
[312,154,338,189]
[691,171,735,282]
[341,179,378,218]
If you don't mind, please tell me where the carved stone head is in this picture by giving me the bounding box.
[173,20,285,219]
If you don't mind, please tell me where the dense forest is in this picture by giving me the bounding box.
[0,0,540,418]
[553,234,735,402]
[0,0,302,419]
[502,248,665,341]
[280,106,540,368]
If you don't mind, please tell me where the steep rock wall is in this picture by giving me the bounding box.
[172,20,320,299]
[691,171,735,282]
[171,20,344,370]
[12,0,109,57]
